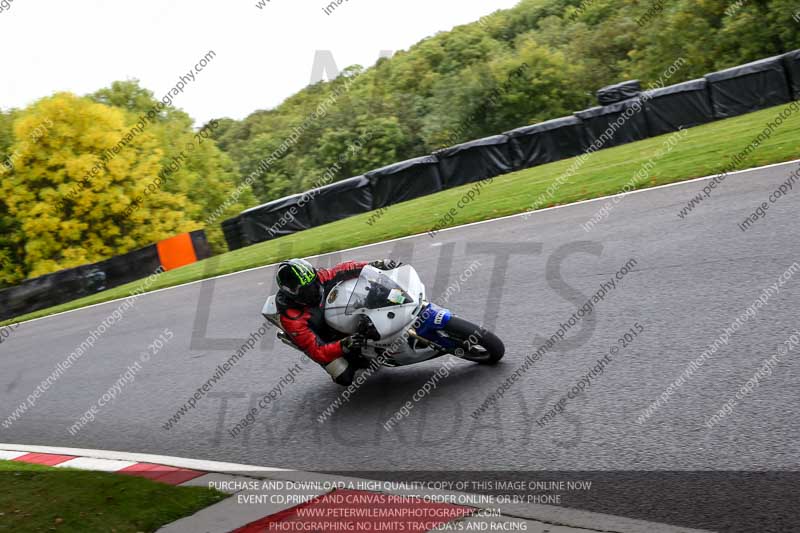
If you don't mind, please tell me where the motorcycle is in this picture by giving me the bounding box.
[262,264,504,374]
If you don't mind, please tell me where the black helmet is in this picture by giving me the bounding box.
[276,258,322,306]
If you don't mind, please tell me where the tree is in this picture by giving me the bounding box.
[0,109,21,286]
[0,93,198,280]
[89,80,257,252]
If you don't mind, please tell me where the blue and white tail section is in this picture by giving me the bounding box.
[415,303,458,349]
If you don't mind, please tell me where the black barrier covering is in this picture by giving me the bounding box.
[597,80,641,105]
[308,175,373,226]
[189,229,213,260]
[365,155,442,209]
[0,244,162,321]
[0,270,85,322]
[435,135,514,189]
[217,51,799,253]
[239,194,314,244]
[92,244,162,289]
[574,98,649,148]
[705,56,792,119]
[782,49,800,100]
[222,217,246,251]
[642,78,715,136]
[505,116,590,170]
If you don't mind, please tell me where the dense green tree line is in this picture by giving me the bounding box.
[212,0,800,205]
[1,0,798,286]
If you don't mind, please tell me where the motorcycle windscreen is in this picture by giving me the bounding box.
[345,269,413,315]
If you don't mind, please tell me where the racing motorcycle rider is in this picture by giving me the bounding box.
[275,258,401,386]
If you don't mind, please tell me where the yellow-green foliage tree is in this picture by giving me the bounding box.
[0,109,20,286]
[91,81,257,252]
[0,93,198,281]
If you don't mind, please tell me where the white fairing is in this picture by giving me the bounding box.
[324,265,425,338]
[323,278,360,334]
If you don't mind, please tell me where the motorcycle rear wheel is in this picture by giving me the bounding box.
[441,316,505,364]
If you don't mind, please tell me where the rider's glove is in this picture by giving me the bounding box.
[341,335,367,354]
[370,259,402,271]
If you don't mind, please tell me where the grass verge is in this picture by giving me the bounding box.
[4,102,800,325]
[0,460,227,532]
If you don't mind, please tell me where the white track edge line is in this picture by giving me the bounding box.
[13,158,800,328]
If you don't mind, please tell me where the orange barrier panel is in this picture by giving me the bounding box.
[156,233,198,271]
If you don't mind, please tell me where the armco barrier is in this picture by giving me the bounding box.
[0,230,211,322]
[222,216,247,251]
[597,79,642,105]
[505,116,589,171]
[0,268,90,323]
[365,156,442,209]
[308,175,373,226]
[782,50,800,100]
[221,50,800,252]
[574,97,650,149]
[705,55,792,119]
[223,176,374,249]
[434,135,515,189]
[189,230,213,263]
[643,78,715,137]
[239,194,314,244]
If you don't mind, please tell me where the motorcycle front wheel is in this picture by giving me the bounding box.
[440,316,505,365]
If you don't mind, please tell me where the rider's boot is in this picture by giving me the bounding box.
[325,357,356,386]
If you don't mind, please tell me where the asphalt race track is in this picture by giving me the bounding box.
[3,160,800,531]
